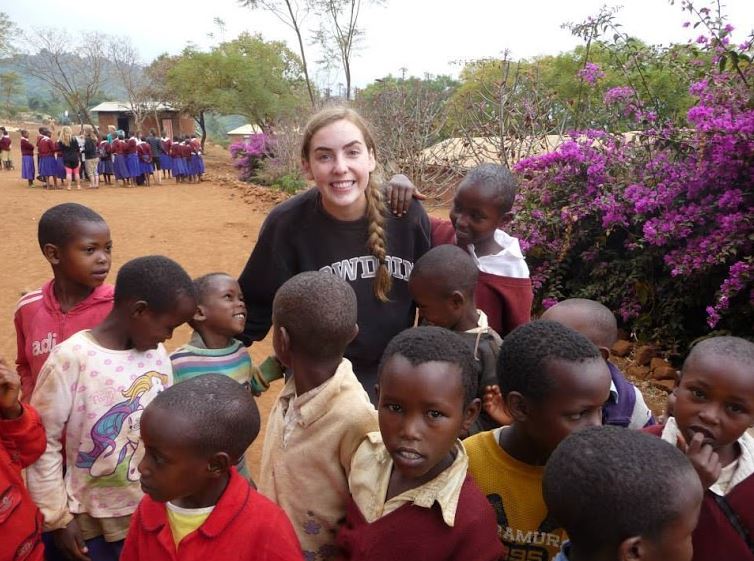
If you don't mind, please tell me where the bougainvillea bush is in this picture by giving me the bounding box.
[512,18,753,350]
[229,133,274,182]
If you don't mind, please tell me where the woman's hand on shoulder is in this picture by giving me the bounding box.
[383,174,425,217]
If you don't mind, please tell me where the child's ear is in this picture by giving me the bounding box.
[618,536,643,561]
[506,391,529,422]
[130,300,149,318]
[462,398,481,433]
[598,346,611,361]
[497,211,514,227]
[192,304,207,323]
[449,291,466,310]
[348,324,360,345]
[207,452,231,478]
[42,243,61,265]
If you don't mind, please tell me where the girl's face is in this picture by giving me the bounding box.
[303,119,376,221]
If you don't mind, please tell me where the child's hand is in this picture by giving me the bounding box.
[0,359,22,420]
[384,174,426,216]
[53,519,91,561]
[676,431,722,489]
[482,384,513,426]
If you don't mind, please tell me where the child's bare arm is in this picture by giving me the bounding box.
[383,174,425,216]
[482,384,513,426]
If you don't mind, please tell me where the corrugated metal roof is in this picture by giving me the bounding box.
[89,101,177,113]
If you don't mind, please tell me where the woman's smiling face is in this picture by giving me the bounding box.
[303,118,376,221]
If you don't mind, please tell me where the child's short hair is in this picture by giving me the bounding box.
[410,244,478,296]
[458,163,518,214]
[37,203,106,250]
[498,320,601,400]
[379,326,478,406]
[148,373,260,460]
[686,335,754,369]
[193,272,232,303]
[543,298,618,348]
[114,256,196,313]
[543,425,697,556]
[272,271,357,360]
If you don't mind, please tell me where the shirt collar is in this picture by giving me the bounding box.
[278,358,356,427]
[354,432,469,527]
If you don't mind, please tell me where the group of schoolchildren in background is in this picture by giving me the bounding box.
[1,105,753,561]
[0,123,204,190]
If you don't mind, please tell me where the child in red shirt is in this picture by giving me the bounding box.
[122,374,303,561]
[0,358,47,561]
[14,203,113,401]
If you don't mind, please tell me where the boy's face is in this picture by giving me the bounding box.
[636,475,702,561]
[449,181,508,248]
[131,293,196,352]
[521,357,611,457]
[408,274,463,330]
[196,276,247,338]
[51,221,112,289]
[138,406,214,504]
[673,353,754,455]
[377,355,478,483]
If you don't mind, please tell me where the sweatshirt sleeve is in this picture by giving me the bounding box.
[27,345,78,531]
[14,307,33,402]
[0,403,46,469]
[238,209,297,346]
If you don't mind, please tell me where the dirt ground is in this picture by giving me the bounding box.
[0,129,285,475]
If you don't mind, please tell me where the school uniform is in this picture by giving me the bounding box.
[138,143,153,176]
[171,143,186,177]
[160,138,172,172]
[112,139,129,179]
[37,136,57,178]
[97,141,114,176]
[21,137,36,180]
[125,138,140,178]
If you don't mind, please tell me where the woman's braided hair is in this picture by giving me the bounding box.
[301,107,392,302]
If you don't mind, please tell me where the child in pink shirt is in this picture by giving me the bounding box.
[14,203,113,401]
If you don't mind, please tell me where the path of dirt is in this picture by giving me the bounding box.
[0,130,283,475]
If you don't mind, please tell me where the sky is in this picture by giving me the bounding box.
[6,0,754,91]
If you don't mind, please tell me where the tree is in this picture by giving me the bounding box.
[108,37,151,133]
[0,71,22,115]
[0,12,19,59]
[238,0,316,106]
[312,0,381,100]
[16,28,107,127]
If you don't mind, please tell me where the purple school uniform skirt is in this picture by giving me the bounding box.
[55,156,66,178]
[97,159,114,175]
[196,154,205,174]
[39,155,57,177]
[125,153,140,177]
[159,154,172,171]
[140,161,154,175]
[113,154,128,179]
[21,155,35,180]
[172,156,186,176]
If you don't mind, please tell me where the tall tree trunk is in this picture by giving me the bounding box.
[285,1,315,107]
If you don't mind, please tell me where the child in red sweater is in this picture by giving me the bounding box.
[645,336,754,561]
[336,327,503,561]
[122,373,303,561]
[0,358,47,561]
[429,164,532,336]
[14,203,113,401]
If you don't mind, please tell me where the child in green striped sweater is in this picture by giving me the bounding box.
[170,273,283,480]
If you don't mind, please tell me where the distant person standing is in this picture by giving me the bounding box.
[20,129,35,186]
[0,127,13,170]
[82,125,99,188]
[145,129,163,185]
[57,126,82,190]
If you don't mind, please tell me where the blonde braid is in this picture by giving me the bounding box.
[366,175,391,302]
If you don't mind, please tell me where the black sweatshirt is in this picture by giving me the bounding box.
[238,188,431,399]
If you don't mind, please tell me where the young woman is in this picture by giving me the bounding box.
[239,107,430,401]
